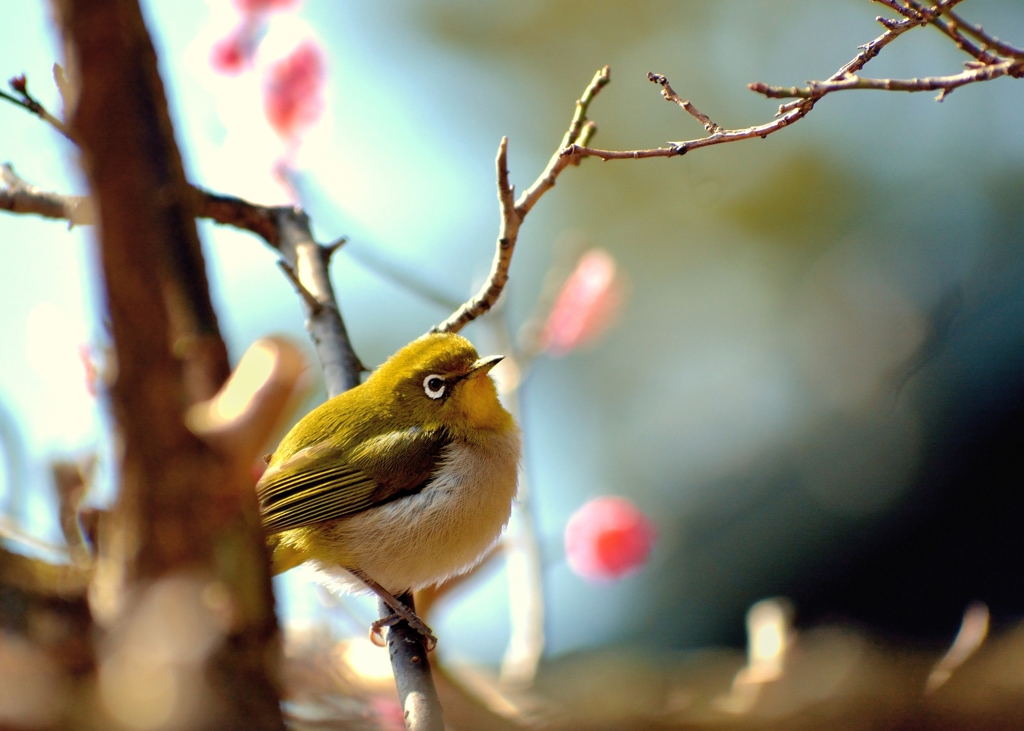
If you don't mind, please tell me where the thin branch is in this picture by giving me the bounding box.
[0,163,93,224]
[195,186,282,246]
[752,59,1021,99]
[832,5,936,76]
[274,208,364,392]
[322,235,347,260]
[905,0,1000,65]
[0,514,70,557]
[648,72,723,133]
[563,100,811,161]
[276,260,323,314]
[946,8,1024,59]
[432,137,518,334]
[0,172,463,314]
[1,74,74,140]
[562,0,1019,162]
[433,66,610,334]
[381,593,445,731]
[516,65,610,217]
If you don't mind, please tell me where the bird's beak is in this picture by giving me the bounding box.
[469,354,504,377]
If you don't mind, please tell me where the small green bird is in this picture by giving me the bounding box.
[256,332,520,643]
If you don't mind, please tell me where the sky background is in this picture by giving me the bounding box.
[1,0,1024,669]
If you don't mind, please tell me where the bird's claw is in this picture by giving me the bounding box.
[369,611,437,650]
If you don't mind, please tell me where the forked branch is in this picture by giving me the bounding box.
[433,66,611,334]
[562,0,1021,162]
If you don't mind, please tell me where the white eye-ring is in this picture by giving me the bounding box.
[423,374,447,399]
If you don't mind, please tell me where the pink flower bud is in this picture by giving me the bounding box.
[262,40,325,141]
[565,496,656,581]
[540,249,623,356]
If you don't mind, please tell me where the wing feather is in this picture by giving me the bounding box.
[257,426,448,534]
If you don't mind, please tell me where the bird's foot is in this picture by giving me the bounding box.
[349,567,437,650]
[369,608,437,650]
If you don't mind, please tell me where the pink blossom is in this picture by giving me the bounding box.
[262,40,325,141]
[565,496,656,581]
[540,248,623,356]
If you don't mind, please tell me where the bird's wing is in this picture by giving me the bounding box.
[257,426,448,534]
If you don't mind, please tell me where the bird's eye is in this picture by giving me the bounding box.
[423,374,446,399]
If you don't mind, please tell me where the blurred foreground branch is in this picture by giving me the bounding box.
[49,1,289,729]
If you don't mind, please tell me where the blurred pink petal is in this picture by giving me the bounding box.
[262,39,325,141]
[234,0,299,14]
[209,18,263,75]
[565,496,656,581]
[540,249,623,356]
[210,33,248,75]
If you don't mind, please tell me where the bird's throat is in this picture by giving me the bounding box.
[455,375,513,436]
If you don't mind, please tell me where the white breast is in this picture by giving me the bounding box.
[309,427,521,596]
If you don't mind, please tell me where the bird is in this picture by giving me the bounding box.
[256,332,520,644]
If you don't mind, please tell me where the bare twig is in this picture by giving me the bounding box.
[648,72,722,133]
[904,0,1000,64]
[563,0,1020,162]
[434,66,610,334]
[516,65,610,217]
[323,235,347,260]
[946,8,1024,59]
[563,100,811,161]
[432,137,518,334]
[1,74,75,140]
[750,58,1021,99]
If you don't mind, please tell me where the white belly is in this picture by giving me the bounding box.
[309,428,520,595]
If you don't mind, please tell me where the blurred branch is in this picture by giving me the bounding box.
[52,2,285,730]
[0,163,93,225]
[433,66,610,335]
[563,0,1021,161]
[0,515,69,558]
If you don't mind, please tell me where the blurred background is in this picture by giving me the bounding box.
[2,0,1024,724]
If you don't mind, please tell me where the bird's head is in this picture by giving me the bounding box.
[366,332,512,437]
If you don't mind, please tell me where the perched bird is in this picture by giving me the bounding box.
[257,332,520,643]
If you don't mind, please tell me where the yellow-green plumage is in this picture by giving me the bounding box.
[257,332,520,595]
